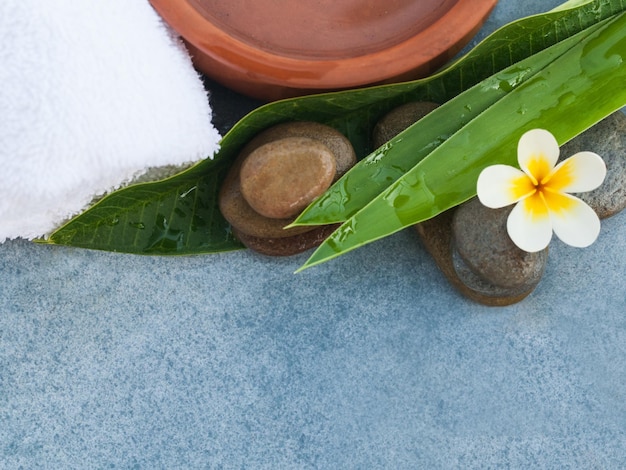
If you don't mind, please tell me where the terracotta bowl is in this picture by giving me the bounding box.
[150,0,498,101]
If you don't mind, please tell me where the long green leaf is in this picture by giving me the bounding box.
[291,21,607,226]
[44,0,626,254]
[298,12,626,271]
[46,159,239,255]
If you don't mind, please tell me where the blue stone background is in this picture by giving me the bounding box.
[1,1,625,468]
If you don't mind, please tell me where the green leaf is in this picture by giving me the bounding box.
[44,0,626,254]
[297,12,626,271]
[45,159,241,255]
[291,21,607,226]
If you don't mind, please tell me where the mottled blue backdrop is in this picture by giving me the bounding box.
[2,1,625,468]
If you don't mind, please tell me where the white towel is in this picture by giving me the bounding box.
[0,0,221,241]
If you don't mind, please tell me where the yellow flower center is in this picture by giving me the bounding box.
[526,154,552,185]
[511,154,577,220]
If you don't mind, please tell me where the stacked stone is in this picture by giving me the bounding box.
[374,105,626,305]
[219,122,356,256]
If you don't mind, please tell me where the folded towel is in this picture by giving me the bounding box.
[0,0,221,241]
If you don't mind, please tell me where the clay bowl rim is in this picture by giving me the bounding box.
[150,0,498,94]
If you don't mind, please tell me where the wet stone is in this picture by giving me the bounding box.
[244,121,357,176]
[218,154,310,240]
[451,198,548,298]
[218,121,356,255]
[232,224,340,257]
[559,111,626,219]
[240,137,336,219]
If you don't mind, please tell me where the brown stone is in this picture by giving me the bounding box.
[219,154,311,239]
[240,137,336,219]
[243,121,357,177]
[373,101,440,148]
[219,121,356,255]
[232,224,340,257]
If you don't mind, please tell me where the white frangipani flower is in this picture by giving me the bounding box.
[477,128,606,252]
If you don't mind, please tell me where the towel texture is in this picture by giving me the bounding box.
[0,0,221,241]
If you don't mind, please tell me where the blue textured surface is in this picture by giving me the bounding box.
[2,1,626,468]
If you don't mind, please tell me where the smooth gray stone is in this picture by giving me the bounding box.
[451,198,548,300]
[560,112,626,219]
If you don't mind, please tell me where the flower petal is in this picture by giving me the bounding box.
[507,196,553,252]
[548,151,606,193]
[517,129,560,181]
[548,193,602,248]
[477,165,533,209]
